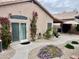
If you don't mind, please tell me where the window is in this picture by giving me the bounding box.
[10,15,27,20]
[47,23,52,29]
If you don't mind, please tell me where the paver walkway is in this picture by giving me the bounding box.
[11,34,79,59]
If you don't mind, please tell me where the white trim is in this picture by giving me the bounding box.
[64,20,79,24]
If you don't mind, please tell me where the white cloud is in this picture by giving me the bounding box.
[38,0,79,13]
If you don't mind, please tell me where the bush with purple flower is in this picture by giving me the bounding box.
[37,45,63,59]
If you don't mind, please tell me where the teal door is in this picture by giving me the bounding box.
[12,23,19,42]
[19,23,26,40]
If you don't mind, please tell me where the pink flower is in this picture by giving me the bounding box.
[33,11,38,17]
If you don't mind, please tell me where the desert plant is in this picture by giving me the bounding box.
[65,44,74,49]
[1,24,11,49]
[71,41,79,44]
[0,17,11,49]
[30,11,38,41]
[53,28,60,38]
[43,28,53,39]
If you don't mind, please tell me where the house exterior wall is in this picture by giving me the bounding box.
[0,2,53,40]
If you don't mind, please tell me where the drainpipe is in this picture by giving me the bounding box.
[0,40,2,52]
[0,24,2,52]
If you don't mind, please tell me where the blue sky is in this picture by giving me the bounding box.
[38,0,79,14]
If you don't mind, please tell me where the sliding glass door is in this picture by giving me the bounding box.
[12,23,27,42]
[12,23,19,42]
[19,23,26,41]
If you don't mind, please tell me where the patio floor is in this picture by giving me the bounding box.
[10,33,79,59]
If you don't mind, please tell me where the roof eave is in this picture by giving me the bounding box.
[0,0,32,7]
[0,0,60,22]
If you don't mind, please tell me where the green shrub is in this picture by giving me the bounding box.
[1,25,11,49]
[76,24,79,31]
[65,44,74,49]
[71,41,79,44]
[43,28,53,39]
[53,28,59,38]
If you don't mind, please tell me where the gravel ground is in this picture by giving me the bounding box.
[0,47,16,59]
[28,41,79,59]
[10,34,79,59]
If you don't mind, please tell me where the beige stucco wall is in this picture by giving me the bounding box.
[0,2,53,40]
